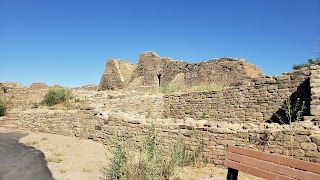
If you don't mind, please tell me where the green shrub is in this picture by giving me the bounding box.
[293,57,320,70]
[106,143,129,179]
[41,88,71,106]
[0,100,6,116]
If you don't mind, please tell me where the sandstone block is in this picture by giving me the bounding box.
[311,87,320,95]
[216,140,236,146]
[310,136,320,146]
[294,135,310,142]
[310,78,320,84]
[306,151,320,158]
[196,120,208,127]
[301,142,318,151]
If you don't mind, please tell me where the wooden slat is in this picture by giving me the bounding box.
[226,151,320,180]
[227,145,320,174]
[225,159,294,180]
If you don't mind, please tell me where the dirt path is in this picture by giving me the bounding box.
[19,132,108,180]
[18,132,261,180]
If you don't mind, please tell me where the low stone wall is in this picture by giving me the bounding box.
[107,92,164,118]
[19,109,105,140]
[164,69,310,123]
[18,109,320,165]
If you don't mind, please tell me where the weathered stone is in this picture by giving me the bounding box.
[310,136,320,146]
[99,59,136,90]
[95,125,102,131]
[301,142,318,151]
[306,151,320,158]
[195,120,208,127]
[291,149,305,157]
[216,140,236,146]
[99,51,262,90]
[294,135,310,142]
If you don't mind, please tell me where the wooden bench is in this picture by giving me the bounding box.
[224,145,320,180]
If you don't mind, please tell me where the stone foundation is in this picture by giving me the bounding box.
[17,109,320,165]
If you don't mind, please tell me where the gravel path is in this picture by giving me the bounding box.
[0,132,53,180]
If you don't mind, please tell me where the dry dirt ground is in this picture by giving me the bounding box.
[20,132,108,180]
[19,132,262,180]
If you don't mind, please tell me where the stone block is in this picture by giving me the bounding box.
[310,136,320,146]
[300,142,318,151]
[310,78,320,84]
[310,106,320,116]
[306,151,320,158]
[216,140,236,146]
[312,87,320,95]
[294,135,310,142]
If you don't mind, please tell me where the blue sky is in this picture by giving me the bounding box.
[1,0,319,87]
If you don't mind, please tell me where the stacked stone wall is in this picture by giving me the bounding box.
[99,52,262,90]
[17,110,320,165]
[0,82,48,111]
[107,92,164,118]
[164,69,311,123]
[19,109,105,140]
[310,65,320,120]
[99,59,136,90]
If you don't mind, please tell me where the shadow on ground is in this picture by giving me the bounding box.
[0,131,53,180]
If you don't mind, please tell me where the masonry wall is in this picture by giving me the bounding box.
[310,65,320,120]
[107,92,164,118]
[19,110,105,139]
[0,82,48,111]
[99,51,262,90]
[164,69,311,123]
[17,110,320,165]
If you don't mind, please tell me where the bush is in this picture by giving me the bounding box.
[41,88,71,106]
[0,100,6,116]
[293,57,320,70]
[104,127,200,180]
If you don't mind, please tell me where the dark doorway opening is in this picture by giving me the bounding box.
[157,74,161,87]
[268,78,311,124]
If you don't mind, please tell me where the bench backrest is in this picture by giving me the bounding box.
[225,145,320,180]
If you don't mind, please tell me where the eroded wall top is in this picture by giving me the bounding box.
[99,51,262,90]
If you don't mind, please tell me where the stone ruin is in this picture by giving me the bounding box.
[1,56,320,167]
[99,51,262,90]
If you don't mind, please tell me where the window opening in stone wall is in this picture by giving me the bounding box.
[157,74,161,87]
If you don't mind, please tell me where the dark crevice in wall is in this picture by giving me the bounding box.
[268,78,311,124]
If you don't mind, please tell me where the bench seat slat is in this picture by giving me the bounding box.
[225,159,295,180]
[226,151,320,179]
[227,145,320,174]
